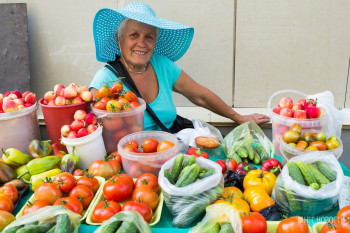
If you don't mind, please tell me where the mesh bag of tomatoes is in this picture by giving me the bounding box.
[158,154,224,228]
[3,206,81,233]
[273,152,344,217]
[94,210,151,233]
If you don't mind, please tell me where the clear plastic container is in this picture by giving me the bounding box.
[118,131,179,178]
[268,90,327,156]
[91,98,146,153]
[61,125,106,169]
[0,103,40,154]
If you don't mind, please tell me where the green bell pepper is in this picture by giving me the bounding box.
[2,148,32,166]
[28,140,52,158]
[17,155,61,179]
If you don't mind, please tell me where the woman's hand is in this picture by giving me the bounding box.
[235,113,270,125]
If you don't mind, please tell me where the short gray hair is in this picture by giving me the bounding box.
[116,18,160,43]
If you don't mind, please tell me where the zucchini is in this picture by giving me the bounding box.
[287,161,305,185]
[236,147,248,158]
[170,153,184,181]
[219,222,234,233]
[54,214,72,233]
[206,223,220,233]
[306,163,331,186]
[172,197,210,228]
[226,152,242,163]
[175,163,201,187]
[295,161,319,189]
[100,220,122,233]
[164,169,175,184]
[16,222,56,233]
[115,221,137,233]
[199,169,215,179]
[245,144,255,161]
[315,161,337,181]
[256,144,269,161]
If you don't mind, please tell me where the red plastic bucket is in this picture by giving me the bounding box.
[39,98,90,151]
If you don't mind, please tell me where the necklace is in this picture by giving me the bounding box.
[121,57,147,74]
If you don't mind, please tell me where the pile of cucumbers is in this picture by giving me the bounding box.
[3,214,75,233]
[227,143,269,165]
[202,222,234,233]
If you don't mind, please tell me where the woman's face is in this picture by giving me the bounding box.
[118,19,157,70]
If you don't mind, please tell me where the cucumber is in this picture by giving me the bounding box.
[253,150,261,164]
[315,161,337,181]
[287,161,305,185]
[2,226,23,233]
[16,222,56,233]
[47,226,56,233]
[245,144,255,161]
[175,163,201,187]
[172,197,210,228]
[183,155,196,168]
[115,221,137,233]
[306,163,331,186]
[226,152,242,164]
[219,222,234,233]
[164,169,175,184]
[243,158,249,163]
[199,169,215,179]
[54,214,72,233]
[100,220,122,233]
[236,147,248,158]
[256,144,269,161]
[206,223,220,233]
[295,161,319,189]
[170,153,185,181]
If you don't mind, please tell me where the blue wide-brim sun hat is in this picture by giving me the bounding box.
[93,2,194,63]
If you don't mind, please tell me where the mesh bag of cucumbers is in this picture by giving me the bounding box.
[94,210,151,233]
[158,153,224,228]
[273,152,344,216]
[2,206,81,233]
[222,121,274,165]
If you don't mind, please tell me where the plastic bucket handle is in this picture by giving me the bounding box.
[267,89,308,115]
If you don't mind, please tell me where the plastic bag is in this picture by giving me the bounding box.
[273,152,344,216]
[307,91,349,138]
[3,206,81,233]
[158,154,224,228]
[189,203,242,233]
[94,210,151,233]
[222,121,274,161]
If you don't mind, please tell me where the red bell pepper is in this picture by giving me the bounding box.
[186,148,209,159]
[225,158,237,171]
[216,160,226,174]
[235,162,257,175]
[261,158,283,176]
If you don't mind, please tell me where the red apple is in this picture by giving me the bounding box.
[80,86,89,93]
[70,120,85,132]
[280,107,293,117]
[0,103,2,111]
[84,113,97,125]
[24,103,33,108]
[22,91,31,99]
[294,109,307,119]
[3,100,18,112]
[54,84,65,93]
[0,94,4,103]
[292,103,304,112]
[55,96,66,106]
[55,87,65,97]
[74,110,87,121]
[76,128,89,138]
[71,96,83,105]
[2,96,13,103]
[24,92,36,104]
[72,84,82,94]
[298,98,307,106]
[67,131,77,139]
[65,98,72,105]
[47,100,56,106]
[13,98,24,106]
[81,91,93,102]
[273,107,281,115]
[306,106,321,118]
[279,97,293,109]
[63,86,77,99]
[44,91,56,103]
[87,124,98,134]
[13,90,22,98]
[61,124,71,137]
[7,93,18,100]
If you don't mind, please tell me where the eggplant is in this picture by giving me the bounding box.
[0,161,16,184]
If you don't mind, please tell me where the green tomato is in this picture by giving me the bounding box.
[288,143,296,147]
[326,136,338,142]
[315,132,327,142]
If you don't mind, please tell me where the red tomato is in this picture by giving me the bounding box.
[88,159,121,180]
[108,151,123,168]
[242,212,267,233]
[121,201,152,223]
[93,101,106,110]
[126,140,139,149]
[0,184,18,204]
[53,196,83,215]
[34,182,63,205]
[95,86,110,100]
[122,91,138,102]
[157,140,174,152]
[321,219,350,233]
[142,138,159,153]
[103,176,133,202]
[186,148,209,159]
[134,173,159,193]
[22,200,50,215]
[73,169,88,176]
[0,210,15,231]
[127,163,144,178]
[277,216,309,233]
[216,160,227,174]
[76,174,100,194]
[100,97,111,105]
[112,174,134,189]
[110,81,124,95]
[117,97,129,106]
[129,101,140,109]
[0,194,13,213]
[92,200,121,223]
[69,185,94,209]
[53,172,76,193]
[131,186,159,210]
[337,205,350,220]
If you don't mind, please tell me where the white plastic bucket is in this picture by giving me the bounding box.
[268,90,327,155]
[0,103,40,154]
[61,125,106,169]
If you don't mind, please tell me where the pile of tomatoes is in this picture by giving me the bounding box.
[93,81,140,112]
[123,138,175,153]
[91,173,160,223]
[27,172,100,216]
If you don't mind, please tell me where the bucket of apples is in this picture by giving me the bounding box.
[0,90,40,153]
[61,109,106,169]
[39,83,93,151]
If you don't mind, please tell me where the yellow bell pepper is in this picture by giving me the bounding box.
[29,168,61,191]
[243,169,276,195]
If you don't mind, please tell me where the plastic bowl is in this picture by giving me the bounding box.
[118,131,179,178]
[280,137,343,163]
[91,98,146,153]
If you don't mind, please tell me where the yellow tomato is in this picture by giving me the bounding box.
[243,186,275,212]
[243,169,276,195]
[106,100,122,112]
[222,187,244,200]
[215,197,250,217]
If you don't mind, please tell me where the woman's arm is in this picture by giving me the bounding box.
[173,70,270,124]
[90,88,98,99]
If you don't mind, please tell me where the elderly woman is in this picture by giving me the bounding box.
[90,2,269,132]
